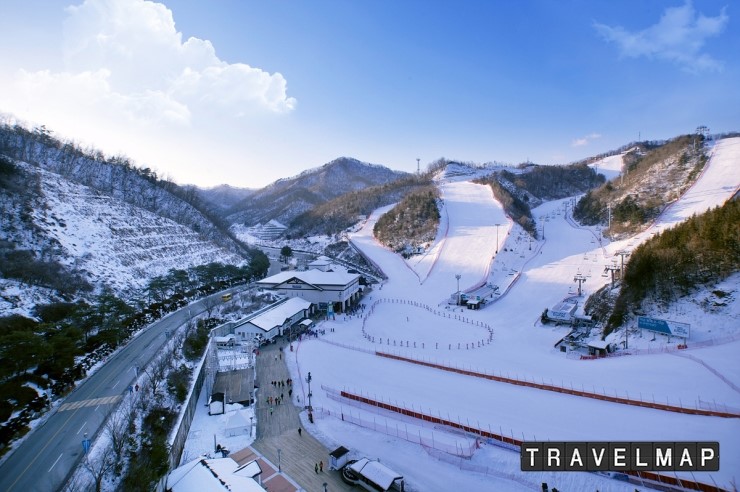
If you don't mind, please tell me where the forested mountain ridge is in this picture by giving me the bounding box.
[373,186,441,255]
[0,121,257,309]
[225,157,408,229]
[574,134,708,237]
[600,198,739,335]
[475,162,605,236]
[286,173,434,238]
[196,184,255,211]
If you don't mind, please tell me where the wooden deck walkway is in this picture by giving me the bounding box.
[253,342,354,492]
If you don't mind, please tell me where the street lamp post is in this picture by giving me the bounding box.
[306,371,313,410]
[455,274,461,306]
[495,223,501,254]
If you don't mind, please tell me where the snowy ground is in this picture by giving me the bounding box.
[180,383,256,464]
[288,139,740,491]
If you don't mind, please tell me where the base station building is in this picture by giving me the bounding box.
[256,269,362,314]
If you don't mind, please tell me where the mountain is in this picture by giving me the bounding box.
[0,122,254,314]
[225,157,408,229]
[574,134,708,237]
[195,184,255,211]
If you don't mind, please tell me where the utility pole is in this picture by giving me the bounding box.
[615,249,631,349]
[416,158,420,174]
[573,272,587,296]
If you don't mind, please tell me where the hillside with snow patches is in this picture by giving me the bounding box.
[0,162,246,315]
[35,165,245,291]
[0,122,253,315]
[285,138,740,492]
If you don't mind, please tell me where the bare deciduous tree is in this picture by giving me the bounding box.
[105,410,129,465]
[203,295,219,319]
[82,445,115,492]
[143,355,169,398]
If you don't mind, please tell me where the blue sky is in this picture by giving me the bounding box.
[0,0,736,188]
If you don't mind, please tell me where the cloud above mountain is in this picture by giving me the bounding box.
[595,1,728,73]
[0,0,297,187]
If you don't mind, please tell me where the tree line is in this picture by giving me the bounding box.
[373,186,440,255]
[0,121,251,257]
[287,174,434,237]
[0,256,267,454]
[573,135,708,236]
[605,199,739,334]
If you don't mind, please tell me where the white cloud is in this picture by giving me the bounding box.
[0,0,299,187]
[594,1,728,73]
[3,0,295,128]
[571,133,602,147]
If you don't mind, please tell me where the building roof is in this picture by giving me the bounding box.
[237,297,311,332]
[330,446,350,459]
[348,458,403,491]
[257,269,359,288]
[214,334,236,343]
[588,340,610,350]
[166,457,264,492]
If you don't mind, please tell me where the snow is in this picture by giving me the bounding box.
[180,380,256,464]
[287,139,740,491]
[589,153,625,181]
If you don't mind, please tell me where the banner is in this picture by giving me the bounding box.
[638,317,690,338]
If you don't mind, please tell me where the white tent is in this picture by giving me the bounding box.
[225,410,251,437]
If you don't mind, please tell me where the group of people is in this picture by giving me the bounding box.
[266,378,294,411]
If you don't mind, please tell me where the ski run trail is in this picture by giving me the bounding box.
[287,138,740,492]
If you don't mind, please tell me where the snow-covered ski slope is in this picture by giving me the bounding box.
[289,138,740,491]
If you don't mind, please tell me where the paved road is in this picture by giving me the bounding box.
[0,289,238,492]
[253,342,353,492]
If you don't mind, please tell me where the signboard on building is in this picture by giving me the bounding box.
[638,316,690,339]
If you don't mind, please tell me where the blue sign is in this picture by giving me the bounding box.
[638,316,690,338]
[82,439,91,454]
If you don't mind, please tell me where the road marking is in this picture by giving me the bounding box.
[58,395,122,412]
[112,379,120,389]
[48,453,63,473]
[76,422,86,435]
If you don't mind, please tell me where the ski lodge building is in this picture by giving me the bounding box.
[234,297,312,342]
[256,269,362,313]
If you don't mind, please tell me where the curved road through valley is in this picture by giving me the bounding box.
[0,290,236,492]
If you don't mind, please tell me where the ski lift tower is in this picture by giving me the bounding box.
[604,261,620,288]
[573,272,587,296]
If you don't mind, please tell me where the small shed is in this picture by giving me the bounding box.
[215,334,236,348]
[329,446,350,470]
[587,339,609,357]
[209,392,225,415]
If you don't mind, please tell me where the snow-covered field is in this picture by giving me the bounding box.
[288,139,740,491]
